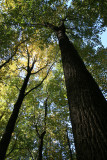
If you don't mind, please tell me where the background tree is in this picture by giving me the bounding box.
[0,44,56,159]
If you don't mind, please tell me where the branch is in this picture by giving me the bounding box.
[24,62,55,97]
[5,131,20,158]
[43,22,58,31]
[5,138,17,158]
[44,98,48,120]
[31,63,48,75]
[40,131,46,139]
[30,22,58,32]
[44,96,49,128]
[30,56,37,72]
[61,15,68,22]
[0,113,5,120]
[27,48,30,71]
[35,124,40,138]
[5,139,17,158]
[15,85,20,91]
[0,39,27,69]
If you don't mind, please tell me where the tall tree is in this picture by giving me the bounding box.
[0,48,53,159]
[34,97,48,160]
[0,0,107,159]
[45,22,107,160]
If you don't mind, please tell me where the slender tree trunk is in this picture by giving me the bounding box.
[0,71,31,160]
[37,98,47,160]
[66,129,73,160]
[38,131,46,160]
[56,25,107,160]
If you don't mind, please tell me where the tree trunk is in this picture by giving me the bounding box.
[0,72,31,160]
[56,26,107,160]
[66,128,73,160]
[38,131,46,160]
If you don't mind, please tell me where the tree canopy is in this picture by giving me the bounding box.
[0,0,107,159]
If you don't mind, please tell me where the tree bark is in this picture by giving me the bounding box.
[38,131,46,160]
[56,25,107,160]
[0,71,31,160]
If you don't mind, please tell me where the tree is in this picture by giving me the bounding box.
[0,0,107,159]
[55,23,107,160]
[0,55,75,159]
[0,47,54,159]
[34,97,48,160]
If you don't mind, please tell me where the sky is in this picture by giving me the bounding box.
[101,29,107,47]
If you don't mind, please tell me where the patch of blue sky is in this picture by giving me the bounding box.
[100,29,107,47]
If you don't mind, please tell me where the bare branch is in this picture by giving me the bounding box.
[31,63,48,75]
[15,85,20,91]
[24,62,55,97]
[44,97,49,128]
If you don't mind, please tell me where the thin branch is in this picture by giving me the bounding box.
[40,131,46,139]
[29,22,58,32]
[0,39,27,69]
[44,98,48,120]
[27,48,30,72]
[43,22,58,31]
[30,56,37,72]
[21,66,28,71]
[0,113,5,120]
[5,131,20,158]
[35,124,40,138]
[44,96,49,128]
[31,63,48,75]
[24,62,55,97]
[61,15,68,22]
[5,139,17,158]
[33,113,40,138]
[15,85,20,91]
[29,23,46,27]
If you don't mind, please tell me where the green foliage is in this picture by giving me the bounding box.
[0,0,107,159]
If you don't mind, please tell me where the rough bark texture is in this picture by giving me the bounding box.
[56,26,107,160]
[0,71,31,160]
